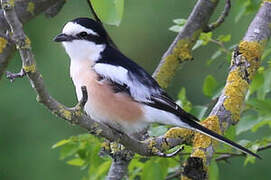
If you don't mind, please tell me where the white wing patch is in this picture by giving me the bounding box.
[63,22,98,36]
[93,63,156,102]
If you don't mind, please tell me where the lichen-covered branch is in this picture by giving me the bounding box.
[182,2,271,180]
[153,0,220,89]
[0,0,65,79]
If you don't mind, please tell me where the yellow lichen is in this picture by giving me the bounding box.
[27,2,35,15]
[191,149,206,162]
[110,142,120,154]
[25,36,31,48]
[154,55,180,89]
[224,69,249,122]
[239,41,264,79]
[154,30,201,88]
[175,39,193,61]
[147,138,160,153]
[222,121,228,130]
[9,0,15,7]
[59,106,72,120]
[193,116,221,150]
[74,110,83,117]
[101,141,110,151]
[23,64,36,73]
[0,37,7,54]
[165,127,193,139]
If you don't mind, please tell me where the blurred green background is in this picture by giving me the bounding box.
[0,0,270,179]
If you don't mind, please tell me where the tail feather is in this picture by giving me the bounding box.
[184,119,261,159]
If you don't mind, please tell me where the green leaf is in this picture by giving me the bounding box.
[244,155,256,166]
[236,114,260,135]
[157,159,169,179]
[91,0,124,26]
[249,72,264,96]
[262,68,271,97]
[67,158,85,166]
[141,160,164,180]
[169,25,184,33]
[177,88,192,112]
[262,48,271,60]
[203,75,218,97]
[92,160,111,179]
[208,160,219,180]
[224,126,236,140]
[52,139,70,149]
[59,143,80,160]
[199,32,212,45]
[173,18,187,25]
[246,99,271,115]
[190,105,208,119]
[218,34,231,42]
[148,125,168,136]
[251,117,271,132]
[192,40,204,50]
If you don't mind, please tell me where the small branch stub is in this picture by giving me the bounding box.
[6,68,26,82]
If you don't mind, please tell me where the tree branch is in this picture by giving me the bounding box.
[153,0,219,89]
[0,0,65,79]
[182,2,271,180]
[204,0,231,32]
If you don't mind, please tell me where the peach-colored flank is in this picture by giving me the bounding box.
[71,60,143,123]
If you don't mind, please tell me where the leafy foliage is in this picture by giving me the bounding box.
[52,134,111,180]
[90,0,124,26]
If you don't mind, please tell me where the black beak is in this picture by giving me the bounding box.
[53,33,71,42]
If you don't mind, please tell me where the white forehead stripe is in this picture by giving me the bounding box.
[62,22,98,36]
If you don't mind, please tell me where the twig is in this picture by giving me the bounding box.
[209,38,231,54]
[6,68,26,82]
[204,0,231,32]
[215,143,271,162]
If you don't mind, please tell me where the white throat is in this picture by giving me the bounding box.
[62,40,105,61]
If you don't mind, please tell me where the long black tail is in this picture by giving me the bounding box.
[185,119,261,159]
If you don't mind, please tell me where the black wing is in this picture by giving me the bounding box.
[96,46,199,121]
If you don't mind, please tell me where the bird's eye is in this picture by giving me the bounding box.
[78,32,88,37]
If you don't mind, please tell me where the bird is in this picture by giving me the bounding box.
[54,17,260,159]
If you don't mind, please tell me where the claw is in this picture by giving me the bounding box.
[156,146,184,158]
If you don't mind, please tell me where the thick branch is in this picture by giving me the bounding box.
[0,0,65,79]
[153,0,219,89]
[182,2,271,180]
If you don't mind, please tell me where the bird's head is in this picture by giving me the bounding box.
[54,17,107,61]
